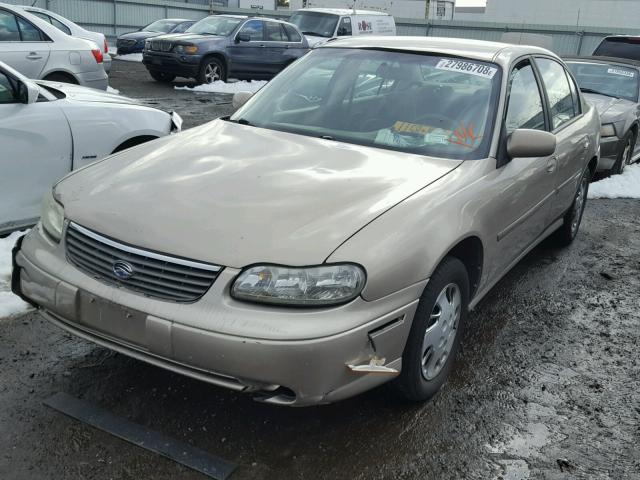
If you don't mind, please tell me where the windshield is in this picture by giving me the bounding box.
[594,38,640,61]
[289,12,338,38]
[232,48,502,160]
[186,16,242,36]
[566,61,639,102]
[144,20,180,33]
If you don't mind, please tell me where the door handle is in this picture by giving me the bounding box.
[26,52,42,60]
[259,44,266,48]
[546,156,558,173]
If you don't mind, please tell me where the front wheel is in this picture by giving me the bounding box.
[613,131,635,175]
[197,58,225,85]
[394,257,469,402]
[552,169,590,247]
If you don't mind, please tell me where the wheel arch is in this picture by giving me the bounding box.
[111,135,159,154]
[42,70,79,84]
[437,235,484,299]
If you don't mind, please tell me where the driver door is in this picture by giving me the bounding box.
[0,69,71,233]
[0,9,50,79]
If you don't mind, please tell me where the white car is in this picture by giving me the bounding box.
[0,3,107,89]
[0,61,182,235]
[18,5,112,74]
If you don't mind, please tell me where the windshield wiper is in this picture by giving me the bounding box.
[580,87,618,98]
[225,117,252,126]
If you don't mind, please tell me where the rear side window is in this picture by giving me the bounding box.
[265,22,286,42]
[594,38,640,61]
[536,58,577,130]
[31,12,71,35]
[17,17,42,41]
[0,10,20,41]
[505,62,545,133]
[283,24,301,42]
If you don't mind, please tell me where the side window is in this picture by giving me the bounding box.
[17,17,43,41]
[0,11,20,41]
[283,24,301,42]
[536,57,576,130]
[337,17,352,36]
[265,22,286,41]
[238,20,264,42]
[0,71,17,103]
[566,70,582,116]
[505,62,546,133]
[50,17,71,35]
[31,12,52,24]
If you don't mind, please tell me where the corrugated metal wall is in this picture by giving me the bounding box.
[3,0,638,55]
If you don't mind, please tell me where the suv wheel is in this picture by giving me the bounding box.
[197,58,225,85]
[149,71,176,83]
[394,256,469,402]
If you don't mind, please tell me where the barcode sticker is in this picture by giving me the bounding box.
[436,59,498,79]
[607,68,635,78]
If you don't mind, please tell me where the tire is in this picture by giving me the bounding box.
[612,131,635,175]
[149,71,176,83]
[394,256,469,402]
[43,72,78,84]
[196,57,225,85]
[552,168,590,247]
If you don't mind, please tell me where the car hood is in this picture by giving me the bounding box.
[583,92,636,120]
[36,80,139,105]
[57,120,461,268]
[119,31,163,41]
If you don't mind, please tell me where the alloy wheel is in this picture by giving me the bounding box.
[421,283,461,381]
[204,63,221,84]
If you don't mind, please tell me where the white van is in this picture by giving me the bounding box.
[289,8,396,47]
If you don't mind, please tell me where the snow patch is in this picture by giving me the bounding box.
[0,231,32,319]
[175,80,268,94]
[115,53,143,63]
[107,86,120,94]
[588,164,640,199]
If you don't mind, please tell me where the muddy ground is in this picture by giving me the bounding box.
[1,59,639,480]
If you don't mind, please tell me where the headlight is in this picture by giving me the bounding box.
[174,45,198,54]
[231,264,366,306]
[144,40,151,50]
[600,123,616,137]
[41,189,64,242]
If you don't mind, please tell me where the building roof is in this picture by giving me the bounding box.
[321,36,556,64]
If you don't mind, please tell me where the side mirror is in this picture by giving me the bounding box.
[236,33,251,43]
[18,80,40,105]
[507,129,556,159]
[232,91,253,109]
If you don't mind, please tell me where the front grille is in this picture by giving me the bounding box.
[65,223,222,302]
[117,39,137,48]
[150,40,172,52]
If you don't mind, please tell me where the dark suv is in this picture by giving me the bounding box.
[142,15,309,84]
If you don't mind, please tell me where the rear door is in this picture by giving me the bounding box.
[0,8,50,79]
[533,56,587,222]
[227,19,266,78]
[0,70,71,232]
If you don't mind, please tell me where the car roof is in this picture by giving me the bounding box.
[213,14,248,19]
[320,36,557,64]
[564,55,640,69]
[299,8,390,16]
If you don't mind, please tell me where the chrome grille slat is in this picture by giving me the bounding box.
[66,223,222,302]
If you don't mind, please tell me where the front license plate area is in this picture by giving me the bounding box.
[78,292,147,348]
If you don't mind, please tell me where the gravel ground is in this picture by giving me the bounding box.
[1,60,639,480]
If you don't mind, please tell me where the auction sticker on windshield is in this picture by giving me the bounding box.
[435,59,498,79]
[607,67,635,78]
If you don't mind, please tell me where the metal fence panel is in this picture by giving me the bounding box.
[2,0,638,56]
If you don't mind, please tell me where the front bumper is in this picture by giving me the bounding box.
[12,225,421,406]
[142,51,201,78]
[597,135,622,172]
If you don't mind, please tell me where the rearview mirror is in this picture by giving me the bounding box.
[236,33,251,43]
[507,129,556,159]
[18,80,40,105]
[232,91,253,109]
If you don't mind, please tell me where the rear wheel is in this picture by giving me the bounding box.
[197,57,225,85]
[552,168,590,247]
[394,257,469,402]
[149,71,176,83]
[613,131,635,175]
